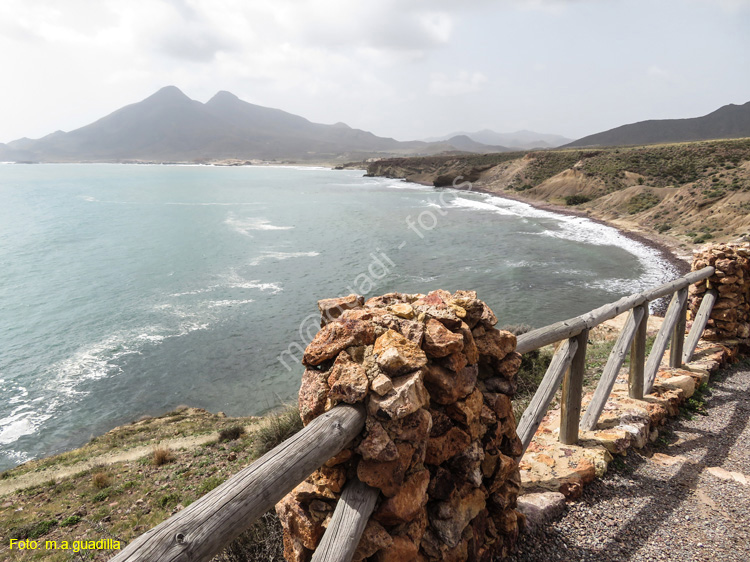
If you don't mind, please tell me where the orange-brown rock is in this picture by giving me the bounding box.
[458,322,480,364]
[426,426,472,465]
[353,520,393,561]
[327,353,369,404]
[368,370,430,421]
[298,368,329,424]
[423,364,478,404]
[318,294,364,326]
[375,469,430,525]
[357,419,398,462]
[324,448,352,467]
[307,465,346,494]
[374,535,419,562]
[303,319,376,366]
[474,329,516,366]
[383,408,433,442]
[495,352,522,378]
[428,483,487,548]
[374,329,428,376]
[358,442,415,497]
[446,388,484,437]
[422,318,464,358]
[275,494,324,551]
[439,351,469,374]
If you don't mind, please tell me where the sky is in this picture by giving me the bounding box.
[0,0,748,144]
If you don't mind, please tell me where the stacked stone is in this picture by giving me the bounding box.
[276,290,524,562]
[689,242,750,340]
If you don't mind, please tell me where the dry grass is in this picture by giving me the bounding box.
[92,471,111,489]
[218,425,246,443]
[152,446,174,466]
[252,406,303,458]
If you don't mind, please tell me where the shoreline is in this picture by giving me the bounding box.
[464,183,691,276]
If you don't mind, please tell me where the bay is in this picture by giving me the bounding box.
[0,164,676,470]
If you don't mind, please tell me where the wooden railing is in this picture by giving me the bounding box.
[516,266,716,454]
[110,405,371,562]
[110,267,718,561]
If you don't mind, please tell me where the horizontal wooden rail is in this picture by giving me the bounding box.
[516,267,714,354]
[310,478,379,562]
[111,405,366,562]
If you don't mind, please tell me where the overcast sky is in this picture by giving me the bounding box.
[1,0,748,144]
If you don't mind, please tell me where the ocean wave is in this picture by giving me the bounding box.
[248,251,320,266]
[386,182,433,190]
[451,193,678,291]
[225,213,293,236]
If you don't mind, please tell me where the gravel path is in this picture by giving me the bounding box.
[509,358,750,562]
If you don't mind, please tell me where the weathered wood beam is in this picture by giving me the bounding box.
[669,291,688,368]
[682,289,718,363]
[629,304,649,399]
[643,288,688,395]
[580,306,644,431]
[516,267,714,355]
[310,478,379,562]
[110,405,366,562]
[560,329,588,445]
[517,338,578,454]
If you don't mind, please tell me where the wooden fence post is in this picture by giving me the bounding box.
[629,303,649,400]
[560,330,588,445]
[310,478,379,562]
[669,291,688,368]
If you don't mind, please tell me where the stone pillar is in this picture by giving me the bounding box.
[689,242,750,340]
[276,290,524,562]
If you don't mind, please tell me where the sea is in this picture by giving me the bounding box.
[0,164,678,471]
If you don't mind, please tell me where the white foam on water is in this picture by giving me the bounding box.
[224,213,293,236]
[450,193,678,291]
[207,299,255,308]
[248,251,320,266]
[386,182,433,190]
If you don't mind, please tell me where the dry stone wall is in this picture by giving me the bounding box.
[276,289,524,562]
[689,242,750,340]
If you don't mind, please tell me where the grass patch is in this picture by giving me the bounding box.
[214,511,285,562]
[564,194,591,206]
[681,383,709,419]
[60,515,81,527]
[627,191,660,214]
[252,406,303,457]
[92,471,111,489]
[152,447,175,466]
[218,425,246,443]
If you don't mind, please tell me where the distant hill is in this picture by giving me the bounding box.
[424,129,572,150]
[566,101,750,148]
[0,87,509,163]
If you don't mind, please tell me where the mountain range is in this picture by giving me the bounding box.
[2,87,748,163]
[565,101,750,148]
[423,129,572,149]
[0,87,515,163]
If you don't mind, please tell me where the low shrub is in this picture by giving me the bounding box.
[218,425,246,443]
[152,447,175,466]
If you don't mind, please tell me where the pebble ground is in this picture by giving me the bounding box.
[508,357,750,562]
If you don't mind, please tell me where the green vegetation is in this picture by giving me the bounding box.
[564,194,591,205]
[252,406,303,457]
[627,191,660,214]
[219,425,246,442]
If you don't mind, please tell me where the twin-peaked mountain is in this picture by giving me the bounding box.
[0,87,509,163]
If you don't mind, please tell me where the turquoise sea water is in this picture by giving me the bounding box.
[0,164,676,470]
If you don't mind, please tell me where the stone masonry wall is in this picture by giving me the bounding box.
[689,242,750,340]
[276,290,524,562]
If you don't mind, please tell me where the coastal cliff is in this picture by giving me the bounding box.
[363,139,750,251]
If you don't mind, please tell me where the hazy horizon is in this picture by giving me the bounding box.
[1,0,749,144]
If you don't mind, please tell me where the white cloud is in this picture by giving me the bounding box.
[429,71,489,96]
